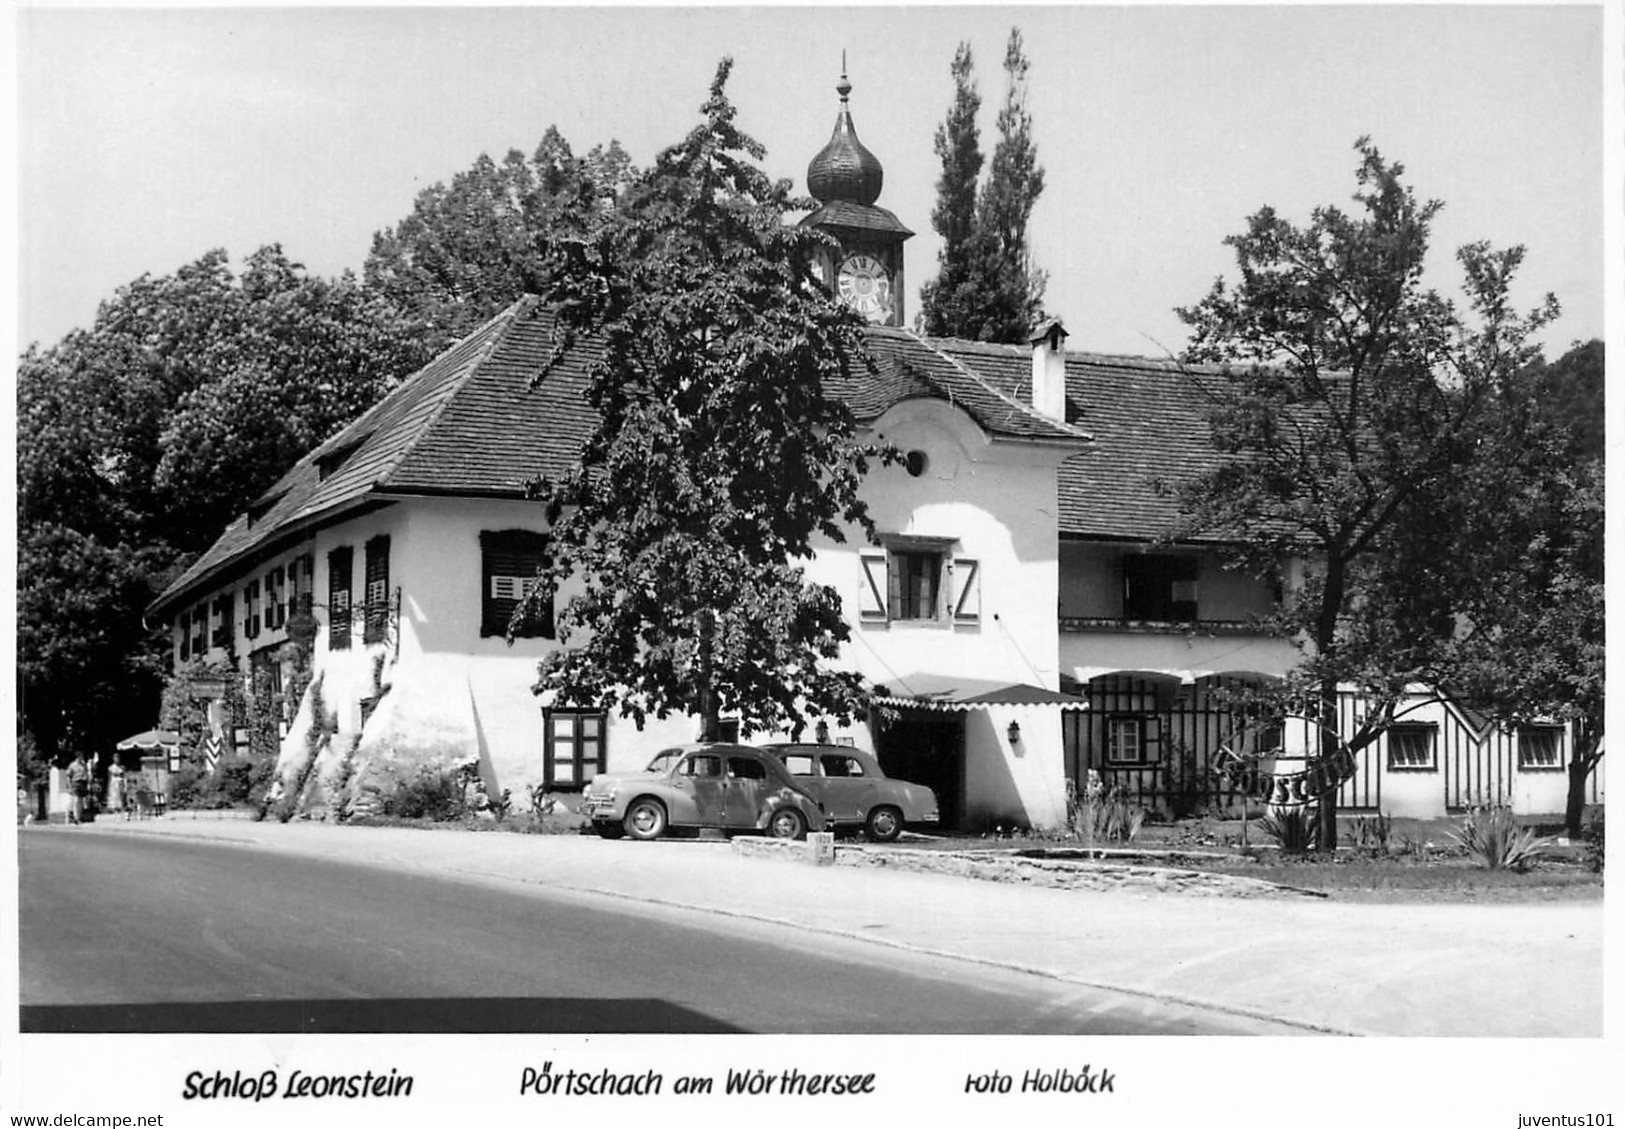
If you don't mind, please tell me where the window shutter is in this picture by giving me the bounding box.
[951,558,980,622]
[858,551,888,620]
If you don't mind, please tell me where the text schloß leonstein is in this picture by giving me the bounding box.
[181,1069,412,1101]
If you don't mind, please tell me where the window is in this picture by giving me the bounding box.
[781,754,817,775]
[363,535,391,644]
[328,546,353,651]
[293,554,314,618]
[1518,725,1563,770]
[191,604,207,656]
[893,551,940,620]
[858,541,978,625]
[726,757,768,780]
[544,709,606,788]
[243,580,261,640]
[1123,554,1199,622]
[681,753,722,779]
[481,530,553,638]
[178,611,191,662]
[820,754,866,778]
[716,719,740,743]
[211,594,234,649]
[265,567,286,631]
[1387,724,1437,771]
[1106,717,1148,765]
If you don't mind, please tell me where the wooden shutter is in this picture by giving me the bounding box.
[951,557,980,622]
[481,530,552,638]
[328,546,353,650]
[858,551,888,620]
[363,535,390,643]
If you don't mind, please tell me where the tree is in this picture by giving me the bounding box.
[918,29,1047,342]
[1420,341,1604,837]
[16,246,426,766]
[973,27,1049,340]
[529,59,886,741]
[918,42,985,337]
[1175,139,1559,848]
[363,129,636,352]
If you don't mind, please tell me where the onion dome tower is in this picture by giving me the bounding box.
[801,60,913,326]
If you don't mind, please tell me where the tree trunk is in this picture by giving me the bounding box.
[1565,732,1600,839]
[1315,558,1347,852]
[697,608,719,742]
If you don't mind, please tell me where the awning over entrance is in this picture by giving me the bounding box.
[874,674,1086,712]
[115,729,180,752]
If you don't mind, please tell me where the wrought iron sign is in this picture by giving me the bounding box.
[1212,715,1358,807]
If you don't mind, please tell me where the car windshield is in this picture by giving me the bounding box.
[644,748,687,774]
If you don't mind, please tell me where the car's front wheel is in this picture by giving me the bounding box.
[865,805,903,843]
[766,807,808,840]
[592,820,624,840]
[623,798,667,841]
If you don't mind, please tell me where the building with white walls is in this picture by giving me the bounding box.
[147,71,1600,827]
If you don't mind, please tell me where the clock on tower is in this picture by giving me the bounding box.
[800,64,913,326]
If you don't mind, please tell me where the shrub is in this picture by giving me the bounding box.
[1582,814,1604,873]
[1451,804,1550,871]
[1065,775,1146,845]
[383,766,465,822]
[1348,813,1391,856]
[1259,806,1316,854]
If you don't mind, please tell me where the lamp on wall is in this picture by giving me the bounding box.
[1007,720,1022,749]
[815,720,830,744]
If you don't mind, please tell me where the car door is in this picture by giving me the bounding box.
[817,752,875,824]
[677,753,726,826]
[722,755,773,828]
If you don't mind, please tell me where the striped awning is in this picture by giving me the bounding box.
[115,729,180,752]
[873,675,1087,712]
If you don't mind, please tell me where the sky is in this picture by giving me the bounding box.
[14,5,1610,361]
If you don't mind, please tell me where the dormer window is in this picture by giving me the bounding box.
[246,492,284,528]
[316,436,369,482]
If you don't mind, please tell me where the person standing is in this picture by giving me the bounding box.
[65,754,90,825]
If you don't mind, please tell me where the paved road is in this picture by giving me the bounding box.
[19,830,1272,1035]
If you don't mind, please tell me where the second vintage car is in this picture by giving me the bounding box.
[579,743,828,842]
[757,744,939,842]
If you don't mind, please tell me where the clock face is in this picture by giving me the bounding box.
[837,253,892,321]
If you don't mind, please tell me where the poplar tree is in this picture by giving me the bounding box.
[918,42,984,337]
[918,29,1047,342]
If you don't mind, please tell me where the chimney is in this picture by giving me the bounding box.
[1029,319,1069,422]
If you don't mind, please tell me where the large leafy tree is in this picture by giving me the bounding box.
[363,129,635,352]
[919,28,1047,342]
[529,59,885,741]
[1420,341,1604,837]
[17,246,426,769]
[1175,139,1559,847]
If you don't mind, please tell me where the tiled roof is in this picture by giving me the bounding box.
[151,303,1095,617]
[1057,352,1232,542]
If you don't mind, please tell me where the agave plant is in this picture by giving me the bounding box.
[1259,806,1316,854]
[1451,804,1550,871]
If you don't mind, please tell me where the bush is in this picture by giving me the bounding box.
[1065,776,1146,845]
[382,766,465,822]
[1347,813,1391,856]
[1260,806,1316,854]
[1451,804,1550,871]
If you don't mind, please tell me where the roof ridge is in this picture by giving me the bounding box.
[904,329,1091,441]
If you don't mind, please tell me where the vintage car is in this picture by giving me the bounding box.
[579,743,828,842]
[757,744,939,842]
